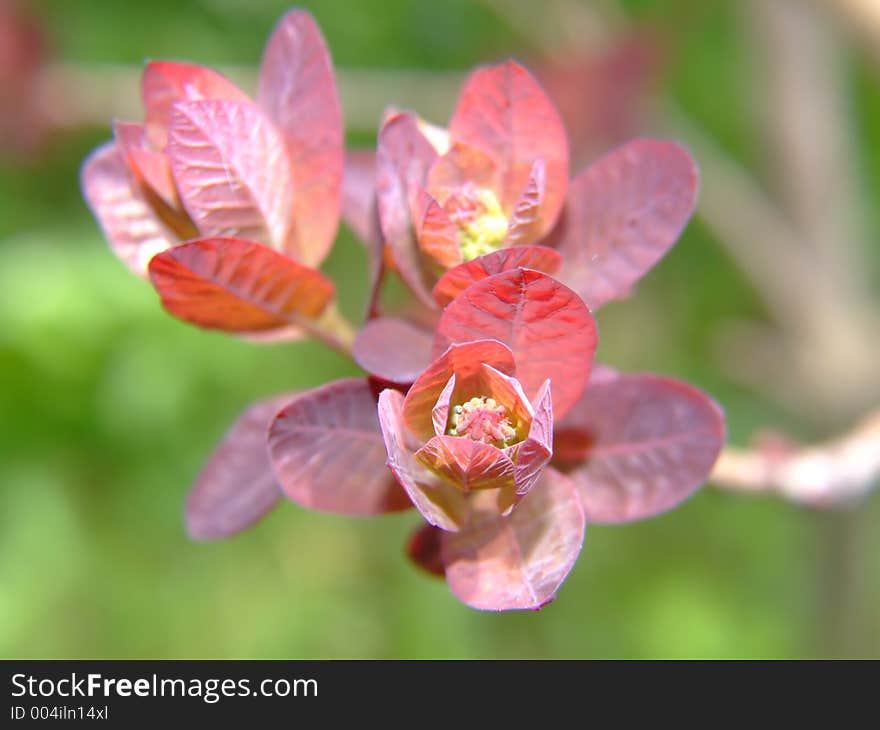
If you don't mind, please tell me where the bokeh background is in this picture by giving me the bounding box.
[2,0,878,658]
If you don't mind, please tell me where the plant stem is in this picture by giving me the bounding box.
[303,305,357,358]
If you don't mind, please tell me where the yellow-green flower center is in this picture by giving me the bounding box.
[446,396,517,446]
[442,185,508,261]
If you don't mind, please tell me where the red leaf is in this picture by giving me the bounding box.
[378,389,471,531]
[441,466,585,610]
[258,9,344,266]
[506,380,554,496]
[80,141,175,276]
[432,245,562,306]
[549,139,698,309]
[449,60,569,236]
[376,112,439,307]
[141,61,249,150]
[403,340,516,441]
[185,393,294,540]
[406,523,446,577]
[434,268,597,419]
[553,372,725,522]
[148,237,334,332]
[168,99,293,248]
[268,378,410,515]
[352,317,433,385]
[415,435,516,491]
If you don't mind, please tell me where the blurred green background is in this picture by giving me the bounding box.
[1,0,878,658]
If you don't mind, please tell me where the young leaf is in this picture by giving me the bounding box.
[167,99,293,248]
[148,237,334,332]
[553,372,725,522]
[441,466,585,611]
[415,435,517,492]
[549,139,698,310]
[432,245,562,306]
[141,61,250,149]
[413,190,462,269]
[80,141,175,276]
[186,393,295,540]
[376,112,439,307]
[112,120,179,211]
[434,268,597,419]
[268,378,411,515]
[378,389,471,531]
[258,9,344,266]
[449,60,568,234]
[352,317,434,385]
[403,339,517,441]
[504,159,545,245]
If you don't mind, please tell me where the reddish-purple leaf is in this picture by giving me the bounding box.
[376,112,439,307]
[434,268,596,419]
[186,393,295,540]
[449,60,569,235]
[432,245,562,306]
[505,159,546,245]
[167,99,293,248]
[406,523,446,577]
[378,389,471,531]
[554,373,725,522]
[549,139,698,310]
[415,435,516,491]
[80,141,175,276]
[342,149,380,246]
[403,340,516,441]
[267,378,410,515]
[141,61,250,150]
[441,466,585,610]
[352,317,433,385]
[148,237,334,332]
[258,9,343,266]
[414,190,461,269]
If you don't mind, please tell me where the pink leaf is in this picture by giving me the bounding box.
[378,389,471,531]
[504,159,545,245]
[352,317,433,385]
[553,372,725,522]
[80,141,175,276]
[426,142,500,197]
[186,393,294,540]
[258,9,343,266]
[415,435,516,491]
[148,237,334,332]
[403,339,516,441]
[267,378,411,515]
[449,60,569,235]
[141,61,250,150]
[434,268,597,419]
[441,466,585,611]
[112,121,179,211]
[432,245,562,306]
[168,99,293,248]
[414,190,462,269]
[549,139,698,309]
[376,112,439,307]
